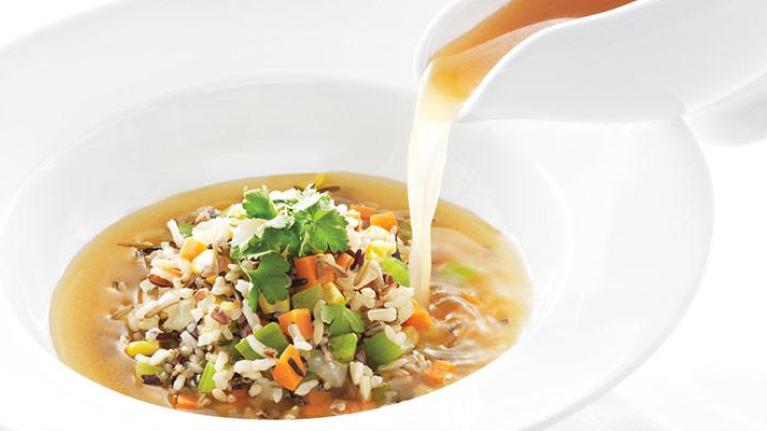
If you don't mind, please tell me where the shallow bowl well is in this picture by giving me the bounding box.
[0,0,711,430]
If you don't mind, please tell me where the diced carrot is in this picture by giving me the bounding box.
[317,267,336,284]
[294,255,318,286]
[369,211,397,231]
[174,392,199,410]
[335,252,355,271]
[278,308,313,340]
[302,390,334,418]
[350,204,377,221]
[345,398,377,413]
[460,292,480,305]
[422,360,457,387]
[179,237,208,261]
[404,300,432,330]
[272,345,305,391]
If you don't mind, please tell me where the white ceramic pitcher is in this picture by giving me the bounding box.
[415,0,767,146]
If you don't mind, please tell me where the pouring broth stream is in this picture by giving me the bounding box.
[407,0,635,304]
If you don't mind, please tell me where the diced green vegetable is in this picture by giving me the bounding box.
[320,304,364,336]
[439,261,477,283]
[302,371,319,383]
[234,337,262,360]
[257,293,290,314]
[291,285,323,309]
[134,361,164,378]
[322,282,346,305]
[307,350,348,388]
[379,257,410,286]
[198,362,217,393]
[363,331,404,369]
[328,333,358,363]
[254,322,289,354]
[178,223,194,237]
[371,382,392,405]
[397,220,412,242]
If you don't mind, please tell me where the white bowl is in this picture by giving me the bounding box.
[0,0,712,430]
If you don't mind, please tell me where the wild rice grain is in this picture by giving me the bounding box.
[287,358,305,377]
[141,375,162,386]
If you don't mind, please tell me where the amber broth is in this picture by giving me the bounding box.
[51,172,530,416]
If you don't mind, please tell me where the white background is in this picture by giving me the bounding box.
[1,1,765,429]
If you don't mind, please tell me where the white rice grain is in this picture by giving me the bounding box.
[244,335,269,357]
[180,331,198,349]
[248,383,262,397]
[294,379,319,396]
[271,387,284,403]
[288,324,312,351]
[349,361,364,385]
[211,277,232,296]
[214,352,229,371]
[172,375,186,392]
[359,375,372,401]
[166,219,185,247]
[146,349,171,366]
[378,358,408,372]
[197,329,221,347]
[367,308,397,322]
[211,388,229,403]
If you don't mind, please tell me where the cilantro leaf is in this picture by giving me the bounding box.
[246,282,260,312]
[243,186,277,219]
[178,223,194,238]
[235,224,301,259]
[247,252,291,305]
[320,304,365,335]
[296,205,349,256]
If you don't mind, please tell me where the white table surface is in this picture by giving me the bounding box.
[1,1,765,429]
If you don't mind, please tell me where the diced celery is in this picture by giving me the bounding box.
[439,261,477,284]
[125,340,159,357]
[379,257,410,286]
[234,337,263,360]
[322,282,346,305]
[363,331,403,369]
[307,350,348,388]
[291,285,323,309]
[198,362,216,393]
[178,223,194,237]
[328,333,358,363]
[135,361,164,378]
[302,371,319,382]
[371,382,392,405]
[254,322,289,354]
[258,293,290,314]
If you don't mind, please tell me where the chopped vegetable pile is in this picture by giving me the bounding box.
[116,183,460,418]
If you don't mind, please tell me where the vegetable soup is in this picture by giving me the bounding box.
[51,173,529,418]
